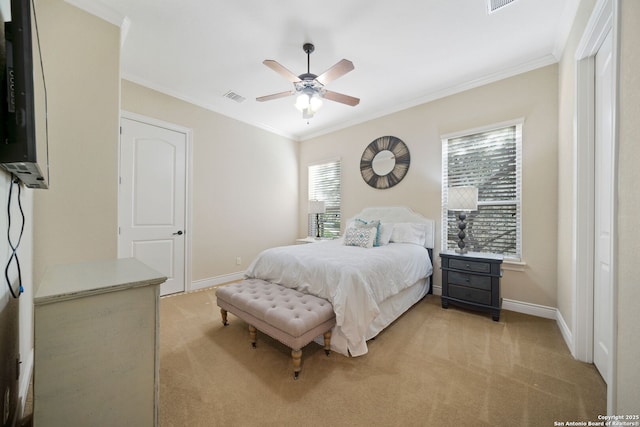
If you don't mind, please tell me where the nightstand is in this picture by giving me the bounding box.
[440,251,503,321]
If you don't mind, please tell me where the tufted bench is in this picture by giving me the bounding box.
[215,279,336,379]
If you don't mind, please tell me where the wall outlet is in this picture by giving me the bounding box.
[236,257,241,265]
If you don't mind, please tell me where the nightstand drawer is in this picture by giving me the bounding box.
[448,271,492,291]
[449,258,491,273]
[448,284,491,305]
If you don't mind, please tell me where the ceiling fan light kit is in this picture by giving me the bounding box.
[295,91,323,119]
[257,43,359,120]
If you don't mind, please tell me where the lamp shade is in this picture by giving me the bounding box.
[308,200,326,214]
[448,186,478,211]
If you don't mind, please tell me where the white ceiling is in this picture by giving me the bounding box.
[69,0,579,141]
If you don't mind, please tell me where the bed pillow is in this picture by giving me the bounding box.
[344,226,377,248]
[351,218,382,246]
[390,223,426,246]
[377,223,394,246]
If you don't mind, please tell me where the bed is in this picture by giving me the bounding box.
[244,206,435,357]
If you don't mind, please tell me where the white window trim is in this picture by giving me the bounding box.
[441,118,524,261]
[440,118,525,141]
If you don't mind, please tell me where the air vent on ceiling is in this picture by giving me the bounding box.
[223,91,246,103]
[488,0,518,13]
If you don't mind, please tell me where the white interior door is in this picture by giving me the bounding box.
[593,29,614,384]
[119,117,187,296]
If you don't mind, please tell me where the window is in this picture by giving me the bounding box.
[441,121,522,260]
[308,159,341,238]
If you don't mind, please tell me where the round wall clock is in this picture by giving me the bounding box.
[360,136,410,189]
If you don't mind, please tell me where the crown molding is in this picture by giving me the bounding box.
[65,0,126,27]
[299,53,558,141]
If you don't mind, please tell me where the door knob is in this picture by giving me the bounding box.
[173,230,183,236]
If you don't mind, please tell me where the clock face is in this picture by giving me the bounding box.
[360,136,410,189]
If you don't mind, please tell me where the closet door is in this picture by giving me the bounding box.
[119,117,188,296]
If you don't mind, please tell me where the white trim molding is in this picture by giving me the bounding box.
[502,299,557,320]
[573,55,596,364]
[191,272,245,292]
[503,300,574,356]
[65,0,131,46]
[65,0,126,27]
[573,0,618,413]
[431,284,442,296]
[556,309,574,353]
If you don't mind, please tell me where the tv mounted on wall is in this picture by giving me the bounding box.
[0,0,48,189]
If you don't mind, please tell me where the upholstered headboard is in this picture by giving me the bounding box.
[347,206,435,249]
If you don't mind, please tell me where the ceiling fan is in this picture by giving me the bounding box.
[256,43,360,119]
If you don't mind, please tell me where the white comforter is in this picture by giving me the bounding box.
[244,239,433,356]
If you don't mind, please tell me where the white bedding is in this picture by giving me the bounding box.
[245,239,433,356]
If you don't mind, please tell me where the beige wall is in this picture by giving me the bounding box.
[121,81,299,282]
[616,0,640,413]
[33,0,120,286]
[299,65,559,306]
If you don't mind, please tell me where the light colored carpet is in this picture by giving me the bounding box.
[159,287,605,427]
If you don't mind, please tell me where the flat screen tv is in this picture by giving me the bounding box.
[0,0,48,189]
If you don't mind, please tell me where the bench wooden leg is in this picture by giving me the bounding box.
[248,325,257,348]
[323,330,332,356]
[220,308,228,326]
[291,349,302,379]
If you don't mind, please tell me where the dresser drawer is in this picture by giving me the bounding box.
[449,258,491,274]
[448,284,492,305]
[448,271,492,291]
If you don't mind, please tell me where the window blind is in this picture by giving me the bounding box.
[442,123,522,259]
[308,159,341,238]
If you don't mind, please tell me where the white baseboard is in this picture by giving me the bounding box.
[503,299,575,356]
[501,298,557,319]
[501,298,574,354]
[190,272,244,291]
[433,293,558,321]
[555,308,574,357]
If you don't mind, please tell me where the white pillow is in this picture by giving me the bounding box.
[378,223,394,246]
[344,226,377,248]
[390,223,426,246]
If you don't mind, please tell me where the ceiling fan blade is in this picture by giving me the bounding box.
[316,59,354,85]
[263,60,301,83]
[256,90,295,102]
[323,90,360,106]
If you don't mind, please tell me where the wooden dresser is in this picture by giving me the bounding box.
[33,258,166,426]
[440,251,503,321]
